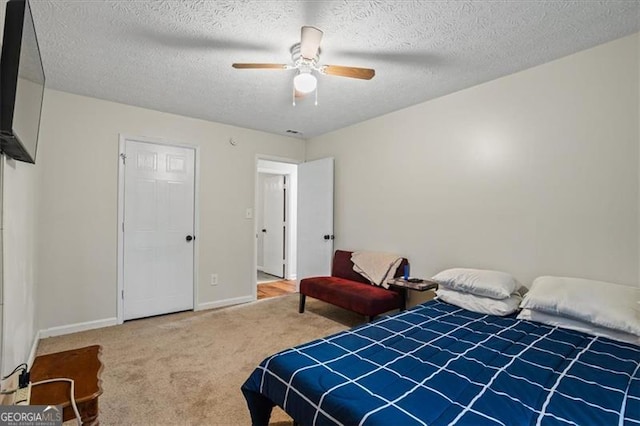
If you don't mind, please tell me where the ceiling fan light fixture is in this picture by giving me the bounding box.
[293,72,317,93]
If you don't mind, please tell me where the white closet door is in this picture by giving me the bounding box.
[123,140,195,320]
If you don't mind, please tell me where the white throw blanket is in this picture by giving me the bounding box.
[351,251,403,289]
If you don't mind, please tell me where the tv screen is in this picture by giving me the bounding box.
[0,0,45,164]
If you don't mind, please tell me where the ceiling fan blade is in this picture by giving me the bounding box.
[322,65,375,80]
[232,63,287,69]
[300,26,323,59]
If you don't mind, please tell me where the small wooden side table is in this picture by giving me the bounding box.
[387,278,438,310]
[30,345,104,425]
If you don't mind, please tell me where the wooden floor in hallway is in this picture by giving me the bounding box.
[258,280,296,300]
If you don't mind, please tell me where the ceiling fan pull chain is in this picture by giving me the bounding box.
[292,86,296,107]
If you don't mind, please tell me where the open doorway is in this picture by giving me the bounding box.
[256,159,297,300]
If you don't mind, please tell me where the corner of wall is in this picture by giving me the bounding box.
[0,155,39,375]
[302,136,310,162]
[637,32,640,286]
[0,155,4,373]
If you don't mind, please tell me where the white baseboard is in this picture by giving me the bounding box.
[39,317,118,338]
[196,295,254,311]
[27,330,40,368]
[287,274,297,281]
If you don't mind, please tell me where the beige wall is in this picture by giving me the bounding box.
[1,157,38,374]
[307,34,640,299]
[36,89,304,330]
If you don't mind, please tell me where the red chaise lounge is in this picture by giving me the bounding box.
[298,250,409,322]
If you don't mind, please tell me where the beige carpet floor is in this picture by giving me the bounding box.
[36,294,363,425]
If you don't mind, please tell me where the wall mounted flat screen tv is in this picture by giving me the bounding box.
[0,0,45,164]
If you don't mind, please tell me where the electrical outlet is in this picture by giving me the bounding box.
[210,274,218,286]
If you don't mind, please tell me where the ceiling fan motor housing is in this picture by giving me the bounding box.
[290,44,320,71]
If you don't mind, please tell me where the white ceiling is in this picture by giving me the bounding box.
[30,1,639,139]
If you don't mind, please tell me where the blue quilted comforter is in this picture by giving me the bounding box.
[242,300,640,425]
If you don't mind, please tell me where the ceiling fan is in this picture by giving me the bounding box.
[232,26,375,105]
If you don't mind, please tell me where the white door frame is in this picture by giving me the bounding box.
[254,155,300,300]
[117,134,201,324]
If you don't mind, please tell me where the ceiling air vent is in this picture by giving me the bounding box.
[286,130,301,135]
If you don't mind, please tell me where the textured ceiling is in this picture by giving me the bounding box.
[29,1,640,139]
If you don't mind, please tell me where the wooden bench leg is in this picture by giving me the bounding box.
[299,294,306,313]
[366,315,374,322]
[400,288,407,311]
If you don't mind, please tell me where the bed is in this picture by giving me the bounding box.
[242,299,640,425]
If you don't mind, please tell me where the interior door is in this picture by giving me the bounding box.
[123,140,195,320]
[297,158,334,281]
[262,174,285,277]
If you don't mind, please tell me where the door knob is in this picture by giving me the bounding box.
[186,235,194,242]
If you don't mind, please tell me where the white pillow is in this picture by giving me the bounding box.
[520,276,640,337]
[432,268,518,300]
[517,308,640,346]
[437,288,521,316]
